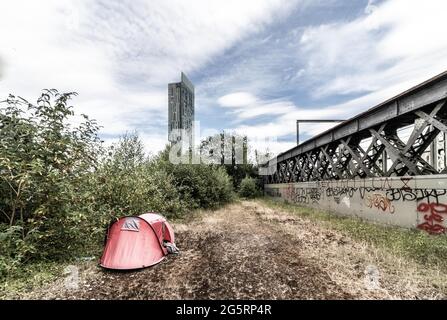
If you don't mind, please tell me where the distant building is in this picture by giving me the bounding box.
[168,72,195,143]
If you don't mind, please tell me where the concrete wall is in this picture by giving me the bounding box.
[265,175,447,235]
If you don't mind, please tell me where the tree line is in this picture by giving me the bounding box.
[0,90,261,276]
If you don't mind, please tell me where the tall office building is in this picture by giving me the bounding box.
[168,72,195,143]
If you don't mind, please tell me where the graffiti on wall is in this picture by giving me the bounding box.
[265,187,281,198]
[385,188,446,204]
[400,177,413,191]
[279,185,322,204]
[325,186,446,204]
[265,176,447,235]
[365,193,395,214]
[416,202,447,235]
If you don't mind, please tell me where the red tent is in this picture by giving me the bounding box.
[100,213,177,270]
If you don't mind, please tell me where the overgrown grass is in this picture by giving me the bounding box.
[0,243,104,299]
[0,261,65,299]
[260,198,447,271]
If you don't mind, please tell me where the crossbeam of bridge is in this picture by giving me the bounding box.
[264,71,447,184]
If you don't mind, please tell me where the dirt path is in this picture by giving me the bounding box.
[24,200,446,299]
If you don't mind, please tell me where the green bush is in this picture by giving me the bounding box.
[0,90,236,277]
[199,132,258,190]
[0,90,102,265]
[94,135,234,218]
[238,176,260,198]
[91,133,186,219]
[154,146,234,210]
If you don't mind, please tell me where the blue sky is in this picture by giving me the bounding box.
[1,0,447,155]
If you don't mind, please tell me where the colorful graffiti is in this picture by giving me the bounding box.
[365,193,395,214]
[265,177,447,235]
[417,202,447,235]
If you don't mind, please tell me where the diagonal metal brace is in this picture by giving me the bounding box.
[369,128,422,175]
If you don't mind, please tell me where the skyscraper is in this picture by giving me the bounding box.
[168,72,195,143]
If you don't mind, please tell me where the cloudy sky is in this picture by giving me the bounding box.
[1,0,447,155]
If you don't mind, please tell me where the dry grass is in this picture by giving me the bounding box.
[4,199,446,300]
[256,199,447,299]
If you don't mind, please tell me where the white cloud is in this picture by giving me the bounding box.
[139,132,170,158]
[0,56,4,80]
[230,68,442,147]
[230,0,447,156]
[3,0,446,159]
[218,92,297,121]
[233,103,345,143]
[365,0,379,14]
[299,0,447,98]
[0,0,297,153]
[234,101,296,120]
[218,92,258,107]
[227,0,447,157]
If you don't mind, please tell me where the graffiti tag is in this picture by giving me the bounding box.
[417,202,447,235]
[365,193,395,214]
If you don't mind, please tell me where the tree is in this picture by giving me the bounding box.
[0,90,102,261]
[199,132,257,189]
[239,177,260,198]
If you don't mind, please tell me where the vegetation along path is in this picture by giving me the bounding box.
[16,200,447,299]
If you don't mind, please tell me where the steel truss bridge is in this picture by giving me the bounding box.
[264,71,447,184]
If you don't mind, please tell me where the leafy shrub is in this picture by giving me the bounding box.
[92,133,186,219]
[199,132,258,189]
[239,177,260,199]
[154,146,234,210]
[0,90,235,277]
[0,90,102,263]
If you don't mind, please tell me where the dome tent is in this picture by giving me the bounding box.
[100,213,178,270]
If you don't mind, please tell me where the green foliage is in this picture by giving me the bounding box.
[0,91,236,279]
[238,177,261,199]
[0,90,102,269]
[92,133,186,219]
[199,132,258,189]
[92,134,234,220]
[0,260,63,299]
[155,145,234,210]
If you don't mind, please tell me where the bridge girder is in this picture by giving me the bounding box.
[264,72,447,184]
